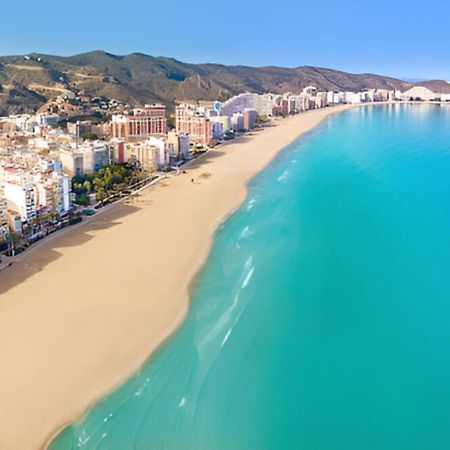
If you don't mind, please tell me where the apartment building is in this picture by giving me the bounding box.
[112,104,167,140]
[167,131,190,164]
[60,143,110,176]
[175,105,211,146]
[4,182,37,225]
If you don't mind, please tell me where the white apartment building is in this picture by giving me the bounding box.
[0,193,8,243]
[167,131,190,163]
[59,143,110,176]
[147,136,167,168]
[220,93,281,117]
[4,182,37,224]
[230,112,245,131]
[344,92,363,104]
[35,172,71,215]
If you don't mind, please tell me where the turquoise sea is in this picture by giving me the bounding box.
[51,105,450,450]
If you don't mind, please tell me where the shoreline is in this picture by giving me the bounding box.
[0,104,355,450]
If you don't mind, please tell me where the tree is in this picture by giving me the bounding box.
[167,115,176,130]
[96,188,106,202]
[81,132,99,141]
[74,193,90,206]
[83,180,91,193]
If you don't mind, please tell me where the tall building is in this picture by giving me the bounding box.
[175,105,211,146]
[112,104,167,140]
[124,137,167,171]
[209,115,231,134]
[0,192,8,244]
[4,182,37,225]
[60,143,110,176]
[243,109,258,130]
[67,120,92,138]
[110,139,126,164]
[220,93,279,116]
[210,121,224,140]
[272,99,289,116]
[167,131,190,164]
[35,173,71,216]
[231,112,245,131]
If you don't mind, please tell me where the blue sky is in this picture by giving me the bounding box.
[1,0,449,80]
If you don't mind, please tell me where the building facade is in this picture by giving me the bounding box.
[60,143,110,176]
[175,105,212,146]
[167,131,190,164]
[112,104,167,140]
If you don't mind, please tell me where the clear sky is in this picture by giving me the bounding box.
[1,0,449,80]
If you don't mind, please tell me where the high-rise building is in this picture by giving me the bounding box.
[231,112,245,131]
[175,105,212,146]
[167,131,190,164]
[4,182,37,225]
[124,137,167,171]
[209,115,231,134]
[112,104,167,140]
[0,192,8,244]
[60,143,110,176]
[220,93,280,116]
[243,109,258,130]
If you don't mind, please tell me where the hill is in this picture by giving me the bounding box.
[0,50,443,115]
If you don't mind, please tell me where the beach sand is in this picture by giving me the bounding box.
[0,105,352,450]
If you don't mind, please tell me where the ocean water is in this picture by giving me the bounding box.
[51,105,450,450]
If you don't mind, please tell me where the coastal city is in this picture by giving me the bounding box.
[0,82,449,262]
[4,0,450,445]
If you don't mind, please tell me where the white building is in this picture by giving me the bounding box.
[59,142,110,176]
[344,92,363,104]
[37,114,60,127]
[147,136,167,168]
[4,182,37,224]
[221,93,280,117]
[35,173,71,215]
[209,115,231,133]
[230,112,245,131]
[327,91,347,105]
[0,193,8,243]
[167,131,190,163]
[401,86,438,101]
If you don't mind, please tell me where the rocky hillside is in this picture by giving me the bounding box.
[0,50,441,115]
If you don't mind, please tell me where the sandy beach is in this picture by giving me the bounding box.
[0,104,353,450]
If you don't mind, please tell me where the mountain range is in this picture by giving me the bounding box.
[1,50,449,116]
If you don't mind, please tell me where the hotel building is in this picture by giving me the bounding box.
[175,104,212,146]
[112,104,167,140]
[123,137,167,171]
[59,143,110,176]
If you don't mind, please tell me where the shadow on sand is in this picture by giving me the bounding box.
[0,202,141,297]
